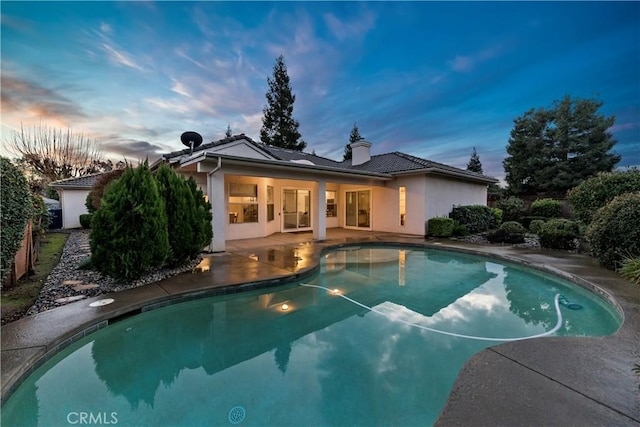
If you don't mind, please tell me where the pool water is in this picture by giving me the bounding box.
[2,247,621,426]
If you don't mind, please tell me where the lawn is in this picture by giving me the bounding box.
[1,231,69,324]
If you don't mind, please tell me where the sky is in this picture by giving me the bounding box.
[1,1,639,182]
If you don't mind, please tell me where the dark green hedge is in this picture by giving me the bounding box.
[449,205,496,233]
[530,198,562,218]
[539,219,580,250]
[586,193,640,269]
[428,217,454,237]
[568,169,640,224]
[487,221,526,244]
[1,157,33,283]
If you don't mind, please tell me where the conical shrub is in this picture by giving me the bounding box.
[90,163,169,281]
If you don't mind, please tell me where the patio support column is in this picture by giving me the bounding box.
[313,180,326,241]
[208,171,226,252]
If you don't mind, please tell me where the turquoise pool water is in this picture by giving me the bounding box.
[2,247,621,426]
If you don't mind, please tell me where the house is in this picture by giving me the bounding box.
[156,135,497,252]
[49,173,103,229]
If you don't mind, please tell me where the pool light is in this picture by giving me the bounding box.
[332,288,341,295]
[281,303,289,311]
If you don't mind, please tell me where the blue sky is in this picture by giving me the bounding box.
[2,1,638,181]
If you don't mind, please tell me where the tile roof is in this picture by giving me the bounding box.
[50,173,104,189]
[163,134,496,183]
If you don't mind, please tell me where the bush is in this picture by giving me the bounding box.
[487,221,526,244]
[619,257,640,285]
[155,164,211,267]
[519,216,547,230]
[496,196,525,222]
[79,213,93,229]
[568,169,640,224]
[529,219,546,235]
[90,163,169,281]
[449,205,496,233]
[491,207,503,225]
[539,219,580,250]
[86,169,126,213]
[586,193,640,270]
[452,221,469,237]
[530,198,562,218]
[1,157,34,283]
[428,217,454,237]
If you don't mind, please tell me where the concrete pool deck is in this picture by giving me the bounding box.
[1,229,639,425]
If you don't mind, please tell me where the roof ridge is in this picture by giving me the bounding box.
[52,171,106,184]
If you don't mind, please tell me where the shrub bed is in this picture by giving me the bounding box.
[530,198,562,218]
[529,219,546,235]
[496,196,524,222]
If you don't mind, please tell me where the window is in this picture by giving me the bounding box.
[267,186,274,222]
[229,183,258,223]
[399,186,406,226]
[326,190,337,217]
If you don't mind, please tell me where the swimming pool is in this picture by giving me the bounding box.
[2,247,621,426]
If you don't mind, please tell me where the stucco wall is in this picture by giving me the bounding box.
[60,189,90,229]
[424,175,488,220]
[373,175,426,236]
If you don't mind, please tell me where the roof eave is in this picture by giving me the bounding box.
[391,168,498,184]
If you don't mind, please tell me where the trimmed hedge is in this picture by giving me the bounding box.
[496,196,524,222]
[487,221,526,244]
[539,219,579,250]
[586,192,640,270]
[529,219,546,235]
[79,213,93,229]
[530,198,562,218]
[1,157,33,283]
[519,216,548,230]
[449,205,496,233]
[491,207,503,225]
[568,169,640,224]
[428,217,454,237]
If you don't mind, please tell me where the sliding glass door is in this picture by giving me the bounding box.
[282,189,311,231]
[345,190,370,228]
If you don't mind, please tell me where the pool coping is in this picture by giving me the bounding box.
[1,235,639,425]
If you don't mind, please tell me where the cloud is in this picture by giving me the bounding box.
[102,138,166,160]
[323,8,376,41]
[449,45,504,73]
[101,43,145,71]
[0,74,86,126]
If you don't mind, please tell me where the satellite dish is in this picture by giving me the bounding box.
[180,131,203,153]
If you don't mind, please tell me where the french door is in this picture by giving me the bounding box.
[345,190,370,228]
[282,189,311,231]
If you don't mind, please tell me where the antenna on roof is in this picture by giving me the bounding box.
[180,131,203,154]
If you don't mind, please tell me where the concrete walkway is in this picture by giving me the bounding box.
[1,230,638,425]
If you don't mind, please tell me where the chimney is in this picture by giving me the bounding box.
[350,140,371,166]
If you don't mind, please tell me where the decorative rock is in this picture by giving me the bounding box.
[54,295,87,304]
[72,284,100,292]
[62,280,83,286]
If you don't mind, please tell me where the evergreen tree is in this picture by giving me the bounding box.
[155,164,199,267]
[185,176,213,249]
[504,96,619,197]
[260,55,306,151]
[90,163,169,281]
[344,123,364,161]
[466,147,483,174]
[225,124,232,138]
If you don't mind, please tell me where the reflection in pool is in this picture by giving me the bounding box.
[2,247,621,426]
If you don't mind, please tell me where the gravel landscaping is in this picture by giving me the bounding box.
[23,230,201,317]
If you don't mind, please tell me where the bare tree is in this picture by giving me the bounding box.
[8,123,109,182]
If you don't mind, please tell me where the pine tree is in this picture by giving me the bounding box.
[344,123,364,161]
[225,124,232,138]
[260,55,306,151]
[466,147,484,174]
[90,163,169,281]
[504,96,619,197]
